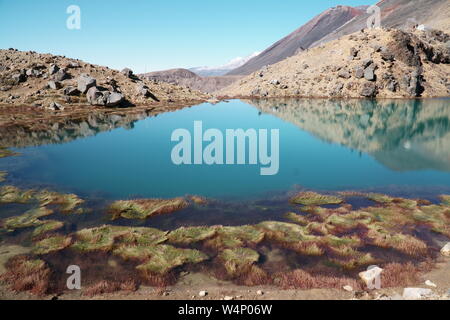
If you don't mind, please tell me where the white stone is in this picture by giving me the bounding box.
[359,266,383,289]
[425,280,437,288]
[343,285,354,292]
[256,290,264,296]
[199,291,208,297]
[224,296,234,301]
[402,288,433,300]
[441,243,450,256]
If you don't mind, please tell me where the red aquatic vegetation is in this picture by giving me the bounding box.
[0,255,52,296]
[83,279,138,297]
[274,269,361,290]
[381,260,434,288]
[236,265,273,286]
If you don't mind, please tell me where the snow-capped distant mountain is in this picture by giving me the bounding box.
[190,52,260,77]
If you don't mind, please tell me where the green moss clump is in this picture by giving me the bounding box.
[32,220,64,239]
[0,148,19,159]
[115,227,168,246]
[366,193,395,204]
[440,195,450,206]
[71,225,129,252]
[108,198,189,220]
[35,190,85,214]
[290,192,343,206]
[284,212,309,226]
[168,226,217,245]
[33,235,72,255]
[218,248,260,277]
[136,245,208,275]
[0,186,35,204]
[2,207,53,231]
[205,226,265,250]
[257,221,317,243]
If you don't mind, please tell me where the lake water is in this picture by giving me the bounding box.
[2,98,450,201]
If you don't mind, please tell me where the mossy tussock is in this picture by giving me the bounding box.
[0,171,6,183]
[290,191,344,206]
[108,198,189,220]
[0,185,86,214]
[0,147,19,159]
[32,235,72,255]
[31,220,64,240]
[218,247,260,277]
[1,206,53,232]
[204,225,265,250]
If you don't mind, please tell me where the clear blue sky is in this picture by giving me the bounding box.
[0,0,371,72]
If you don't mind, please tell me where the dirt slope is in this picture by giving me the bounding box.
[0,49,209,108]
[227,5,365,75]
[220,28,450,99]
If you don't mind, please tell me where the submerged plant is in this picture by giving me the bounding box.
[0,147,19,159]
[0,171,6,183]
[33,235,72,255]
[71,225,130,252]
[1,206,53,231]
[32,220,64,239]
[108,198,189,220]
[35,190,85,214]
[205,225,265,250]
[167,226,217,245]
[218,247,260,278]
[0,185,35,204]
[135,245,208,275]
[0,255,51,295]
[290,191,343,206]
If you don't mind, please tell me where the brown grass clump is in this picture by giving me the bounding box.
[236,265,273,286]
[83,279,138,297]
[139,270,177,288]
[108,198,189,220]
[274,269,360,290]
[380,262,422,288]
[0,255,52,295]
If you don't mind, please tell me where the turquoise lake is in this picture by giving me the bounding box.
[2,98,450,200]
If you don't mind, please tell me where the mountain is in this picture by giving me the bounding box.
[189,52,260,77]
[228,0,449,75]
[227,5,366,75]
[220,28,450,99]
[311,0,450,47]
[141,68,242,93]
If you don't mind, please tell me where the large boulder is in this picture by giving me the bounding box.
[86,87,105,106]
[360,83,377,97]
[77,74,97,94]
[135,83,150,97]
[104,92,124,107]
[49,64,59,75]
[47,81,61,90]
[364,66,376,81]
[64,86,80,96]
[121,68,133,78]
[86,86,124,107]
[11,73,26,84]
[53,69,70,81]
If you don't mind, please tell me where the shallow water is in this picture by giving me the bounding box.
[2,98,450,201]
